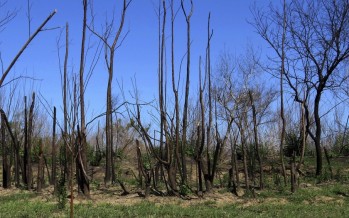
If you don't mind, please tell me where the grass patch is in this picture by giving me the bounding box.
[1,183,349,217]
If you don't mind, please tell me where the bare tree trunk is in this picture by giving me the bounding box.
[23,96,28,187]
[297,99,307,170]
[324,147,333,179]
[23,93,35,189]
[180,0,193,185]
[1,111,11,188]
[170,0,180,192]
[51,106,57,191]
[249,91,264,190]
[290,152,296,193]
[314,93,323,176]
[37,140,44,192]
[27,93,35,189]
[78,0,90,197]
[63,22,70,186]
[0,109,19,187]
[197,56,205,196]
[279,0,287,185]
[240,124,249,191]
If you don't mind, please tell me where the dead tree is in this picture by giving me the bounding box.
[0,109,21,187]
[37,139,44,192]
[51,106,57,191]
[88,0,132,186]
[0,10,56,87]
[180,0,193,185]
[77,0,90,197]
[1,110,10,188]
[23,93,35,189]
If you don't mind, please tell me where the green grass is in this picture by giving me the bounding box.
[2,183,349,218]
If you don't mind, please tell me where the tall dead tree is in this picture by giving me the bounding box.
[180,0,193,186]
[88,0,131,186]
[1,110,10,188]
[51,106,57,190]
[37,139,44,192]
[63,22,69,184]
[77,0,90,197]
[170,0,180,192]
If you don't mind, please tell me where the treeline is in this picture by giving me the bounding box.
[1,0,349,211]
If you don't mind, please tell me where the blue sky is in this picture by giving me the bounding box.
[0,0,272,128]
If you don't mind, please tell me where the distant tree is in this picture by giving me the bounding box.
[252,0,349,176]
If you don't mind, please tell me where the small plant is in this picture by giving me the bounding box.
[179,183,191,196]
[56,173,67,210]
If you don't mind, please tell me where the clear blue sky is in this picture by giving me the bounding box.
[0,0,271,128]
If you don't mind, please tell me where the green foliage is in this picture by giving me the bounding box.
[179,183,191,196]
[284,132,301,157]
[56,174,67,210]
[332,133,349,156]
[141,153,152,170]
[87,143,103,166]
[3,184,349,217]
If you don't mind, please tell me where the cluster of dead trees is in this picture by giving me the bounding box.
[1,0,349,206]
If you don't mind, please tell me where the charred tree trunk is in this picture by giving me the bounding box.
[314,92,323,176]
[23,93,35,190]
[76,125,90,197]
[1,111,11,188]
[0,109,20,187]
[23,96,28,187]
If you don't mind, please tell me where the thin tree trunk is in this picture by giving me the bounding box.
[249,90,264,190]
[51,106,57,191]
[37,140,44,192]
[324,147,333,179]
[240,126,249,191]
[27,92,35,190]
[0,109,19,187]
[78,0,90,197]
[180,0,193,185]
[170,0,180,193]
[23,96,28,186]
[279,0,287,185]
[314,93,323,176]
[297,98,307,170]
[63,22,70,186]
